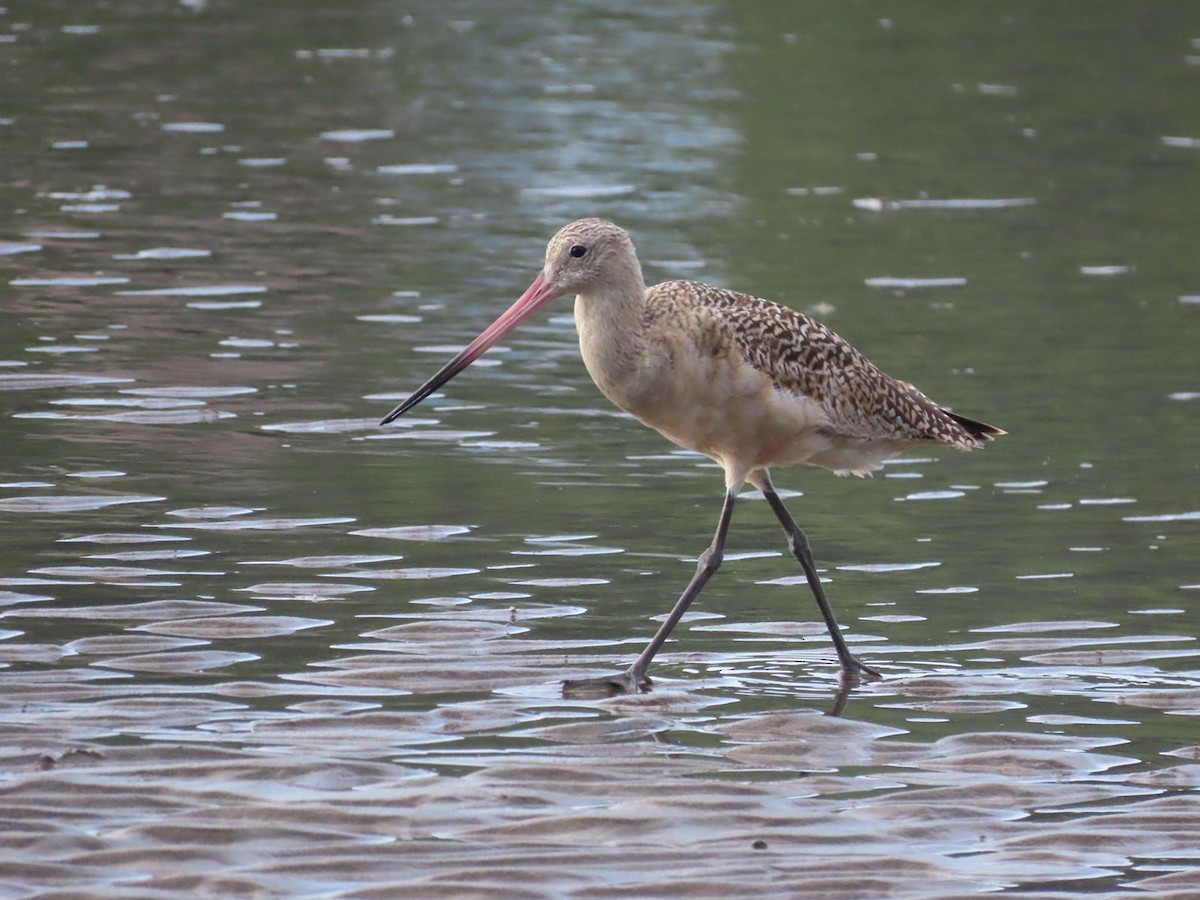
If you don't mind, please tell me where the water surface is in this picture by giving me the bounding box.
[2,2,1199,896]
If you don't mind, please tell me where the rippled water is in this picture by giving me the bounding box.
[3,2,1199,896]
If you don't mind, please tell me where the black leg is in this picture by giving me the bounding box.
[562,488,738,696]
[756,472,881,685]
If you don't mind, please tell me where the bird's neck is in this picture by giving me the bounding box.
[573,269,648,410]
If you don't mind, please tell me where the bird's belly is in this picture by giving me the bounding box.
[582,322,906,482]
[615,349,892,481]
[649,388,822,465]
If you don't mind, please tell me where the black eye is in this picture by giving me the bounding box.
[569,244,587,258]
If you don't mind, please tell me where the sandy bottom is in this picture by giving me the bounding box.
[4,659,1200,898]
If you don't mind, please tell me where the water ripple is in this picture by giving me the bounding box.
[0,494,165,513]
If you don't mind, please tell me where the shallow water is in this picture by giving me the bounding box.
[2,2,1199,896]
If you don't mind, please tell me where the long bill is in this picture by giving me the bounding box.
[379,272,562,425]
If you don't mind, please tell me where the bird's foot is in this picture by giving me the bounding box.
[826,657,882,716]
[562,668,649,698]
[840,655,882,687]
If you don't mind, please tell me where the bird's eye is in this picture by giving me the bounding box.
[569,244,587,258]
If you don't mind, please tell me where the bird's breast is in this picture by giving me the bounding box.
[580,315,815,457]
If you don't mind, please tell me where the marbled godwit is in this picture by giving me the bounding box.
[380,218,1002,693]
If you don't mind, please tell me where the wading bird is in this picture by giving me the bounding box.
[380,218,1002,694]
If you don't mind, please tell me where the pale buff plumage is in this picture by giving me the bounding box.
[562,218,1001,490]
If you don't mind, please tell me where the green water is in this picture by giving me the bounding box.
[2,2,1199,893]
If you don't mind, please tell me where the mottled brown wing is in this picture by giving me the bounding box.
[649,281,995,449]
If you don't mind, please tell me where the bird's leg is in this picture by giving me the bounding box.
[756,473,881,685]
[562,489,737,697]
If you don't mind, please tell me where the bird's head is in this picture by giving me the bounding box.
[379,217,641,425]
[540,217,641,298]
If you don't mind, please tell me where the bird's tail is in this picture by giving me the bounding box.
[947,412,1006,443]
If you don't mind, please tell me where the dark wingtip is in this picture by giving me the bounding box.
[948,412,1006,442]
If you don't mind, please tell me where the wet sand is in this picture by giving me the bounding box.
[4,656,1200,898]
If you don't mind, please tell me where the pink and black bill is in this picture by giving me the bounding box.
[379,272,562,425]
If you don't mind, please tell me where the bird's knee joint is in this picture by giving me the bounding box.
[788,532,811,559]
[697,546,723,576]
